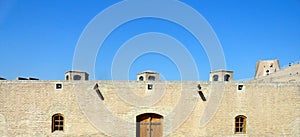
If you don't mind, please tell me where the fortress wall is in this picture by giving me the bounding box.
[0,81,102,137]
[0,81,299,136]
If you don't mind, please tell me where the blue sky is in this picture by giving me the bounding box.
[0,0,299,80]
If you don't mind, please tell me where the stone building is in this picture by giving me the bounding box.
[0,60,299,137]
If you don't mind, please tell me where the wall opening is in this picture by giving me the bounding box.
[213,75,219,81]
[56,83,62,90]
[235,115,247,134]
[148,84,153,90]
[73,75,81,80]
[148,76,155,81]
[224,74,230,81]
[52,113,64,132]
[238,85,243,90]
[136,113,163,137]
[139,76,144,81]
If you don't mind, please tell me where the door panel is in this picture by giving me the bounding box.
[137,113,163,137]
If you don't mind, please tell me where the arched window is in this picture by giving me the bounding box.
[235,115,246,134]
[213,75,219,81]
[52,113,64,132]
[73,75,81,80]
[224,74,230,81]
[139,76,144,81]
[66,75,69,80]
[148,76,155,81]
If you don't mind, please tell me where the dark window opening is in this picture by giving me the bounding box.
[93,83,104,101]
[148,84,153,90]
[213,75,219,81]
[266,70,270,75]
[238,85,243,90]
[148,76,155,81]
[198,91,206,101]
[224,74,230,81]
[139,76,144,81]
[66,75,69,80]
[96,89,104,101]
[197,84,201,90]
[74,75,81,80]
[56,83,62,89]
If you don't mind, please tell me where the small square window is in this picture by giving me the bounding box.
[56,83,62,89]
[148,84,153,90]
[238,85,243,90]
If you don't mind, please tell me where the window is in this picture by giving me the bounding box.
[73,75,81,80]
[52,113,64,132]
[139,76,144,81]
[56,83,62,89]
[235,115,246,134]
[66,75,69,80]
[148,76,155,81]
[148,84,153,90]
[213,75,219,81]
[266,70,270,75]
[198,91,206,101]
[224,74,230,81]
[238,85,244,90]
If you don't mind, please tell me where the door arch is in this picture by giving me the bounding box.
[136,113,163,137]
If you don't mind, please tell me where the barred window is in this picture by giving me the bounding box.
[52,113,64,132]
[235,115,246,134]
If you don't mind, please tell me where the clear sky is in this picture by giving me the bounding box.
[0,0,299,81]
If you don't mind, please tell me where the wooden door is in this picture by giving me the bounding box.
[137,113,163,137]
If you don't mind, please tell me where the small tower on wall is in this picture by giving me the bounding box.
[254,59,280,79]
[137,70,159,81]
[65,70,89,80]
[209,70,233,82]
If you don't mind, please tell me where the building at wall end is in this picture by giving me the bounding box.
[254,59,280,79]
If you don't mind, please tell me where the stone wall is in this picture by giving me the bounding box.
[0,80,299,136]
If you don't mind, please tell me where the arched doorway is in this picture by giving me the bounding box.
[136,113,163,137]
